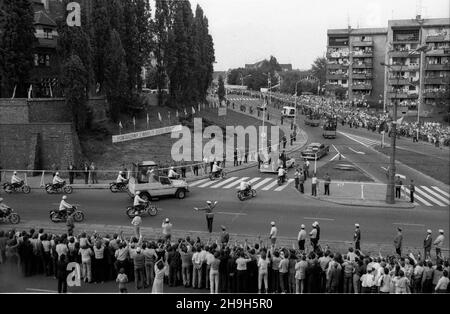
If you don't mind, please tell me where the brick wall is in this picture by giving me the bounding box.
[28,98,72,123]
[0,123,81,170]
[0,99,29,123]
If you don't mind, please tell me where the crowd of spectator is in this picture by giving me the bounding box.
[0,227,448,294]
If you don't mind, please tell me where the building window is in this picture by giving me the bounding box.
[342,80,347,84]
[43,28,52,39]
[45,55,50,67]
[39,55,45,65]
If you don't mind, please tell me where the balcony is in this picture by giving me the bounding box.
[352,53,373,58]
[426,63,450,71]
[36,38,57,49]
[425,77,450,85]
[326,74,348,80]
[387,92,419,99]
[352,73,372,79]
[352,84,372,90]
[426,48,450,57]
[352,41,373,47]
[389,50,420,58]
[327,63,349,69]
[388,78,410,85]
[426,35,450,43]
[352,63,372,69]
[390,64,420,71]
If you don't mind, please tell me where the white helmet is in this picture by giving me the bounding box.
[120,171,124,175]
[56,172,60,176]
[0,198,4,202]
[62,195,67,200]
[207,201,212,205]
[280,166,284,169]
[13,171,17,175]
[214,162,217,165]
[136,191,140,195]
[170,167,174,170]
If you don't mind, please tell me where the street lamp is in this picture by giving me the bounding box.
[380,44,429,204]
[294,80,302,128]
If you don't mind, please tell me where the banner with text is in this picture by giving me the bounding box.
[112,125,183,143]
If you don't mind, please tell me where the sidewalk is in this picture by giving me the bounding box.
[2,220,445,258]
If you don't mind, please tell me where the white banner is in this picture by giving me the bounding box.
[112,125,183,143]
[218,107,227,116]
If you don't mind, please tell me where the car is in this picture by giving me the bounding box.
[301,143,330,160]
[128,161,189,200]
[281,106,296,119]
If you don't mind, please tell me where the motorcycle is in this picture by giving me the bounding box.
[126,202,158,218]
[110,180,129,193]
[209,169,226,181]
[45,181,73,194]
[49,205,84,223]
[3,182,31,194]
[0,207,21,224]
[277,174,287,186]
[237,188,257,201]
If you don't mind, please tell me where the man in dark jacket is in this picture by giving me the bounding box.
[56,254,69,293]
[328,263,340,293]
[423,229,433,260]
[394,228,403,256]
[354,224,361,251]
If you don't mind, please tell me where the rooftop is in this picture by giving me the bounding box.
[328,27,387,36]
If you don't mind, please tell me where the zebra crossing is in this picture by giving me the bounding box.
[403,186,450,207]
[228,97,260,102]
[189,176,294,192]
[339,132,380,148]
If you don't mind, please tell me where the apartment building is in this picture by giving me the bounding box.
[326,27,387,106]
[385,17,449,116]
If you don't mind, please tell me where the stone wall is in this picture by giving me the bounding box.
[0,100,29,123]
[0,123,81,170]
[28,98,72,123]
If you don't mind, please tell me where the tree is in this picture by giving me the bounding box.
[61,55,88,131]
[217,75,225,102]
[104,30,128,122]
[0,0,36,97]
[154,0,171,105]
[311,57,327,87]
[91,0,111,92]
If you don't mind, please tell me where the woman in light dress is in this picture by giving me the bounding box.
[152,259,166,293]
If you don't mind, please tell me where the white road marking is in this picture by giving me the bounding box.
[235,177,261,189]
[415,187,446,206]
[25,288,58,293]
[348,147,365,155]
[210,177,238,188]
[251,178,273,190]
[189,179,210,187]
[216,212,247,216]
[261,180,280,191]
[432,186,450,198]
[223,177,250,189]
[274,179,295,191]
[420,186,450,205]
[339,132,371,148]
[198,180,221,188]
[404,187,432,206]
[380,167,405,179]
[303,217,335,221]
[393,223,425,227]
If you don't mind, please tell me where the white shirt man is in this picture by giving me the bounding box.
[311,175,318,185]
[162,219,173,236]
[269,223,277,240]
[434,231,445,248]
[11,173,22,184]
[59,197,72,212]
[297,227,307,241]
[133,193,146,207]
[116,172,127,183]
[278,167,286,177]
[212,163,221,173]
[168,167,178,179]
[239,181,250,191]
[53,173,64,185]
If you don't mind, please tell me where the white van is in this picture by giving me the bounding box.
[281,106,296,118]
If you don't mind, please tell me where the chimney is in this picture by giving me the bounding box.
[416,14,422,21]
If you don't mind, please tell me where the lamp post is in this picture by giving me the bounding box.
[380,44,429,204]
[415,45,431,141]
[294,80,302,127]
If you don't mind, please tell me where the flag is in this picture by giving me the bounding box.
[158,112,162,121]
[119,121,123,129]
[198,104,201,112]
[176,110,179,118]
[28,84,33,99]
[192,107,196,114]
[184,108,187,116]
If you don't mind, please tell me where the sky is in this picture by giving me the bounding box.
[188,0,450,71]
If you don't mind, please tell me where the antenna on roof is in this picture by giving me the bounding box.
[416,0,423,18]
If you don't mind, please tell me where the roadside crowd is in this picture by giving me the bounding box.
[0,223,447,294]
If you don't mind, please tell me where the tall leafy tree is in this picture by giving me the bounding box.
[311,56,327,87]
[134,0,153,91]
[90,0,111,92]
[0,0,36,97]
[154,0,170,105]
[61,55,88,131]
[217,75,225,102]
[104,30,128,122]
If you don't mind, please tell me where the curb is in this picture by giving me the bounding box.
[310,195,416,209]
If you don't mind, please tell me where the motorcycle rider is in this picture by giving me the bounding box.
[278,166,287,183]
[0,198,10,220]
[239,180,251,196]
[133,191,147,214]
[59,195,73,219]
[53,172,65,189]
[211,162,222,178]
[11,171,23,188]
[116,171,128,185]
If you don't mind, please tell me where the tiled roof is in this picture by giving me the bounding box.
[34,10,57,27]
